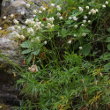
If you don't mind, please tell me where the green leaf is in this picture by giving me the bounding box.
[61,28,68,37]
[106,37,110,42]
[107,28,110,33]
[72,10,82,17]
[104,63,110,72]
[21,41,31,48]
[32,50,40,55]
[21,49,32,54]
[65,20,73,25]
[107,44,110,50]
[100,53,110,61]
[82,44,92,56]
[27,55,33,64]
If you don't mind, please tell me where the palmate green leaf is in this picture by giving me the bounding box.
[82,44,92,56]
[21,49,32,54]
[21,41,31,48]
[26,55,33,64]
[104,63,110,72]
[107,44,110,50]
[107,28,110,33]
[60,28,68,37]
[72,10,82,17]
[106,37,110,42]
[32,50,40,55]
[100,52,110,61]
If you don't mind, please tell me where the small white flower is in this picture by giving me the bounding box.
[90,9,97,14]
[38,10,42,13]
[73,16,78,21]
[33,10,37,14]
[22,25,26,29]
[56,12,61,17]
[21,11,25,15]
[3,16,6,19]
[102,5,106,8]
[13,19,19,24]
[69,16,72,20]
[79,46,83,50]
[74,34,77,37]
[88,11,91,15]
[79,7,83,12]
[83,20,86,23]
[10,14,14,18]
[67,40,72,44]
[16,26,21,30]
[27,27,34,34]
[86,6,89,9]
[33,15,36,17]
[41,6,46,11]
[84,16,88,19]
[47,17,55,22]
[56,5,61,11]
[51,3,55,7]
[105,1,109,5]
[26,3,30,8]
[82,33,87,36]
[95,9,99,12]
[25,19,35,25]
[81,24,85,27]
[74,25,78,28]
[47,23,54,29]
[44,41,47,45]
[20,35,25,40]
[12,31,20,38]
[59,16,63,20]
[88,20,91,23]
[0,27,2,30]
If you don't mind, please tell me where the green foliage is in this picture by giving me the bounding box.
[16,0,110,109]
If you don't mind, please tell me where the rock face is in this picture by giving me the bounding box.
[1,0,48,17]
[0,0,3,16]
[0,32,21,65]
[1,0,26,16]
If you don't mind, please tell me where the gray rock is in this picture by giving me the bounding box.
[0,30,22,65]
[1,0,26,16]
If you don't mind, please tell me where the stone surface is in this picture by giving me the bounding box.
[0,33,22,64]
[1,0,48,17]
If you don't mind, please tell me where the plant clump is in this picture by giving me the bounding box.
[5,0,110,110]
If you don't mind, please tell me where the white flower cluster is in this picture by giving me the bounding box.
[13,19,19,24]
[11,31,25,40]
[89,9,98,15]
[40,6,46,11]
[47,17,55,23]
[102,1,109,8]
[34,21,44,30]
[50,3,62,11]
[56,12,63,20]
[69,16,78,21]
[46,23,54,29]
[25,18,35,25]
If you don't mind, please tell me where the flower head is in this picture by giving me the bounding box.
[56,5,61,11]
[28,65,38,72]
[13,19,19,24]
[26,3,30,8]
[79,7,83,12]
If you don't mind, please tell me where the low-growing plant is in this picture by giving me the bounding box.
[9,0,110,109]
